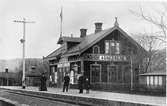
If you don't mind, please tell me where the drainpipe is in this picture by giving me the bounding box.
[130,52,133,91]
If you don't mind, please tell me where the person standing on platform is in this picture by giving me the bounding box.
[85,77,90,94]
[78,74,84,93]
[63,73,70,92]
[40,73,47,91]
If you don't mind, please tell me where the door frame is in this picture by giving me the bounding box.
[107,64,118,83]
[90,63,102,84]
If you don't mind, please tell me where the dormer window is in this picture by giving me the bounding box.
[93,45,100,54]
[105,40,120,54]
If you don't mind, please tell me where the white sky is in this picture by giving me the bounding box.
[0,0,166,59]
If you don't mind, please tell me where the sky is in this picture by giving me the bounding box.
[0,0,166,59]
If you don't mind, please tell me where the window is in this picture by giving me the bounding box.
[93,45,100,54]
[150,76,154,85]
[71,63,79,84]
[70,70,74,84]
[146,76,150,86]
[110,41,115,54]
[50,67,56,82]
[54,71,57,83]
[154,76,158,86]
[90,64,101,83]
[117,66,122,81]
[111,42,115,46]
[116,43,120,54]
[108,65,117,82]
[146,76,163,87]
[158,76,162,86]
[105,42,109,54]
[105,40,120,54]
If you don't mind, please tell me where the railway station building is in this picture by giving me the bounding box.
[45,18,148,91]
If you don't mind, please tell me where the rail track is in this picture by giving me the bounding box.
[1,89,93,106]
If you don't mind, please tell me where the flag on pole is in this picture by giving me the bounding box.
[60,6,63,37]
[60,6,63,22]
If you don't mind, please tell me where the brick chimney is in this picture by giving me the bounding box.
[95,22,103,33]
[80,28,87,38]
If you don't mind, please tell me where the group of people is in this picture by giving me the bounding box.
[63,73,90,94]
[39,73,90,94]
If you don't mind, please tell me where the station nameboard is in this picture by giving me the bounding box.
[58,62,70,68]
[82,54,129,62]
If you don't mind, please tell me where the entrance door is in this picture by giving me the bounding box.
[108,65,117,82]
[90,64,101,83]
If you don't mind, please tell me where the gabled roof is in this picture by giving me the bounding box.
[64,26,147,56]
[45,46,63,60]
[57,36,83,44]
[46,37,83,60]
[46,25,148,60]
[64,28,112,55]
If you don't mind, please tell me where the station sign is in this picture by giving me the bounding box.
[58,62,70,68]
[82,54,129,62]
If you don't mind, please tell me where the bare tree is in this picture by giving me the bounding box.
[132,33,159,72]
[130,3,166,72]
[130,3,167,43]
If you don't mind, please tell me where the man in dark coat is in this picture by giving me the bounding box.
[78,74,84,93]
[85,77,90,94]
[40,73,47,91]
[63,73,70,92]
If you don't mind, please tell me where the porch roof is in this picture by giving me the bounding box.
[139,70,166,76]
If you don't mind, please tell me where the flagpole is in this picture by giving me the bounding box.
[60,6,63,37]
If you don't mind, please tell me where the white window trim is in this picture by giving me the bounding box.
[105,40,110,54]
[154,76,158,87]
[158,76,162,86]
[146,76,150,87]
[150,76,154,86]
[105,40,120,54]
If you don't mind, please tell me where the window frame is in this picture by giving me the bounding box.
[158,76,162,86]
[90,63,102,84]
[105,40,110,54]
[105,40,120,55]
[154,76,158,87]
[146,76,150,87]
[93,45,100,54]
[107,64,118,83]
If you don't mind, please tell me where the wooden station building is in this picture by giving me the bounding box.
[45,18,148,91]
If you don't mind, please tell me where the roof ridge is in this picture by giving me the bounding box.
[64,27,114,56]
[46,46,62,58]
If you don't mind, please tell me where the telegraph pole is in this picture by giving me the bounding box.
[14,18,35,89]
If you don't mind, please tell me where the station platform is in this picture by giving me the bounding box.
[0,86,166,106]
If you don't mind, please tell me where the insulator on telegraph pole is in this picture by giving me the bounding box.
[14,18,35,89]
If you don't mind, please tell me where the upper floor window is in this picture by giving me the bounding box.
[105,42,109,54]
[105,40,120,54]
[93,45,100,54]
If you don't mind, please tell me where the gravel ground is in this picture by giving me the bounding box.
[0,90,81,106]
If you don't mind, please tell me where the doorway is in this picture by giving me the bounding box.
[107,65,117,82]
[90,64,101,83]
